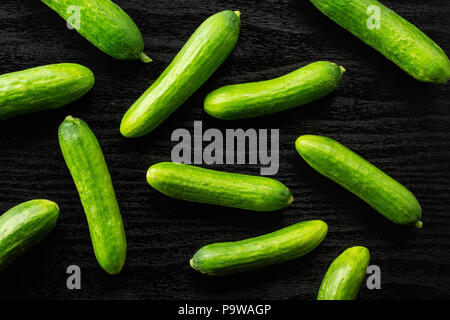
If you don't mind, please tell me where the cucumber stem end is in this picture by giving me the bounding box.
[234,11,241,18]
[340,66,346,73]
[189,258,195,268]
[288,195,294,205]
[415,221,423,229]
[140,52,153,63]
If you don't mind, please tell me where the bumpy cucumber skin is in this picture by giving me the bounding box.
[317,246,370,300]
[147,162,293,212]
[296,135,422,227]
[0,200,59,273]
[204,61,345,120]
[120,10,241,137]
[0,63,94,120]
[309,0,450,83]
[58,116,126,275]
[41,0,148,61]
[190,220,328,276]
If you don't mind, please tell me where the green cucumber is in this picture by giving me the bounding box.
[0,200,59,273]
[317,246,370,300]
[0,63,94,120]
[204,61,345,120]
[58,116,126,275]
[120,10,241,137]
[41,0,150,62]
[295,135,422,227]
[190,220,328,275]
[146,162,293,212]
[309,0,450,83]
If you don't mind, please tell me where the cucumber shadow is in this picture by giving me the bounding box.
[0,96,93,141]
[201,92,338,131]
[0,231,60,299]
[146,190,288,230]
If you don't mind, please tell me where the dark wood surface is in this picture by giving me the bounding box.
[0,0,449,300]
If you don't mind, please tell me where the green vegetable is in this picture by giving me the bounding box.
[58,116,126,275]
[0,63,94,120]
[120,10,241,137]
[318,246,370,300]
[204,61,345,120]
[295,135,423,227]
[0,200,59,273]
[146,162,293,212]
[190,220,328,275]
[309,0,450,83]
[41,0,150,62]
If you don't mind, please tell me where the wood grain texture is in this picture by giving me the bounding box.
[0,0,449,300]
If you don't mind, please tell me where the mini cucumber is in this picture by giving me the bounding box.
[309,0,450,83]
[59,116,126,275]
[204,61,345,120]
[317,246,370,300]
[120,10,241,137]
[0,200,59,273]
[41,0,150,62]
[295,135,422,227]
[0,63,94,120]
[146,162,293,212]
[190,220,328,275]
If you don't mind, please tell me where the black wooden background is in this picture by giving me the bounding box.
[0,0,449,300]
